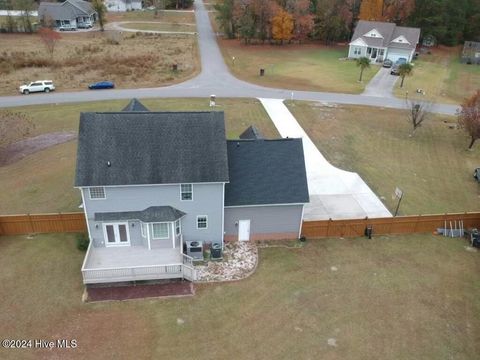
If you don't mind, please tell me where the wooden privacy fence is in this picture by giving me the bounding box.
[302,212,480,238]
[0,213,87,236]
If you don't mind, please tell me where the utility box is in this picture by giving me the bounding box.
[210,243,223,260]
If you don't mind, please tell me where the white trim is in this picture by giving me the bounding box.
[147,223,152,250]
[391,35,410,45]
[196,215,208,230]
[298,204,305,238]
[152,222,170,239]
[140,222,147,238]
[349,38,367,47]
[171,223,175,248]
[80,188,93,244]
[364,29,383,38]
[103,222,131,247]
[225,202,306,208]
[88,186,106,200]
[75,181,228,189]
[180,183,193,201]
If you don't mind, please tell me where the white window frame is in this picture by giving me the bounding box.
[152,222,170,239]
[140,222,147,238]
[103,222,130,247]
[89,186,106,200]
[180,184,193,201]
[175,219,181,235]
[354,47,361,55]
[197,215,208,230]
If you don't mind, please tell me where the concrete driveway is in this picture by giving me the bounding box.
[362,67,398,98]
[259,98,392,221]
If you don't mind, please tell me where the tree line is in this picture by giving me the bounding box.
[215,0,480,46]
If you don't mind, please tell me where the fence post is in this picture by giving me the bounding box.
[28,213,34,233]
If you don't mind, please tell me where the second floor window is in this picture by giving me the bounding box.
[89,187,105,199]
[181,184,193,201]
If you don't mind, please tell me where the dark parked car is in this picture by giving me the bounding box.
[390,58,408,75]
[88,81,115,90]
[383,59,393,68]
[474,168,480,182]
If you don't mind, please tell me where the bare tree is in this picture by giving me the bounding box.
[458,90,480,149]
[92,0,107,31]
[38,27,62,58]
[406,98,432,133]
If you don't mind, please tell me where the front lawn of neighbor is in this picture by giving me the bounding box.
[393,46,480,104]
[0,98,276,215]
[107,9,196,24]
[288,101,480,215]
[0,31,199,96]
[217,40,380,93]
[0,233,478,359]
[120,22,196,32]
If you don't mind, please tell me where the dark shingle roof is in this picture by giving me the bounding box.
[39,0,95,21]
[75,111,229,186]
[225,139,309,206]
[122,99,149,112]
[239,125,263,140]
[350,20,420,50]
[94,206,186,222]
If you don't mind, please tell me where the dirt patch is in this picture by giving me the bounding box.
[86,280,194,302]
[0,131,76,166]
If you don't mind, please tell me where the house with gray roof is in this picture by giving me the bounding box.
[348,20,420,63]
[76,100,309,285]
[38,0,96,30]
[105,0,143,12]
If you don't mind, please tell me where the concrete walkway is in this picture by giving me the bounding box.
[259,98,392,220]
[362,67,398,98]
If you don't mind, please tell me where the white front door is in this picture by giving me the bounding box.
[238,220,250,241]
[103,222,130,246]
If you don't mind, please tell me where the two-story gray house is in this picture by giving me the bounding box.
[76,100,309,285]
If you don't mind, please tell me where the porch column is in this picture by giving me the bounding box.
[147,223,151,250]
[171,222,175,248]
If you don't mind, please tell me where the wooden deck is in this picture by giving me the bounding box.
[81,245,196,284]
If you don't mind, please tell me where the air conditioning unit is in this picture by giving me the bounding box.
[186,241,204,260]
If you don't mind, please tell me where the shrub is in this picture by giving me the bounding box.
[76,233,90,251]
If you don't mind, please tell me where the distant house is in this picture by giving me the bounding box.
[38,0,96,30]
[76,99,309,285]
[461,41,480,65]
[349,20,420,63]
[105,0,143,12]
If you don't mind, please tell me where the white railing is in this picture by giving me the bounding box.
[82,263,183,284]
[182,254,196,281]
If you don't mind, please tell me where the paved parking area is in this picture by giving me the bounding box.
[362,67,398,97]
[259,98,392,221]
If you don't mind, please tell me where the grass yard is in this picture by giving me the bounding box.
[0,31,199,96]
[107,10,196,24]
[120,22,196,32]
[217,40,380,93]
[288,101,480,215]
[0,233,479,359]
[393,46,480,104]
[0,98,276,215]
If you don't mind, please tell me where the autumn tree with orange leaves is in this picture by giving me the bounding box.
[271,7,294,44]
[458,90,480,149]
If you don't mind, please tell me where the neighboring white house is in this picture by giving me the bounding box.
[38,0,96,30]
[105,0,143,12]
[348,20,420,63]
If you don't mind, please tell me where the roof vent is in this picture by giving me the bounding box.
[107,161,111,167]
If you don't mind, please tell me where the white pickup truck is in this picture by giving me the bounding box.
[19,80,55,95]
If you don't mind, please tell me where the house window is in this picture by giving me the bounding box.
[141,223,147,238]
[367,47,372,55]
[354,47,361,55]
[197,216,208,229]
[175,220,181,235]
[152,223,169,239]
[180,184,193,201]
[379,49,385,56]
[89,187,105,199]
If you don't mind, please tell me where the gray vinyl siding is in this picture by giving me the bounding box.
[224,205,303,238]
[82,183,224,247]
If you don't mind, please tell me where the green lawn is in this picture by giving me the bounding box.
[121,22,196,32]
[393,46,480,104]
[0,98,276,215]
[217,39,380,93]
[0,233,478,359]
[288,101,480,215]
[107,10,196,24]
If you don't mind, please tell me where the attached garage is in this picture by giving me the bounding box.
[223,138,309,242]
[386,47,414,62]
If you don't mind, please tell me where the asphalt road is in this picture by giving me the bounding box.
[0,0,460,116]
